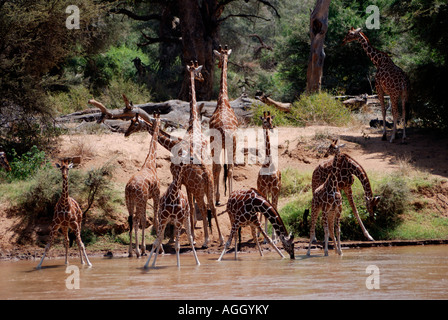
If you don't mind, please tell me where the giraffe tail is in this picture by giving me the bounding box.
[223,164,228,195]
[207,209,212,232]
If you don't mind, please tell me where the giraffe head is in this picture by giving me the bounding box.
[187,60,204,82]
[365,195,381,218]
[125,113,144,137]
[342,27,362,45]
[56,159,73,179]
[0,147,11,172]
[259,111,275,130]
[280,233,295,259]
[323,139,345,157]
[213,45,232,69]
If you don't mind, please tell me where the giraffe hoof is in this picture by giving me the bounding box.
[201,244,209,249]
[215,201,221,206]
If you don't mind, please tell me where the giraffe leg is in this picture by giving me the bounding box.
[258,223,285,258]
[377,86,388,141]
[75,227,92,267]
[36,226,58,269]
[401,95,407,142]
[306,202,320,256]
[185,214,200,266]
[134,215,141,258]
[218,226,236,261]
[334,206,343,256]
[175,222,181,267]
[251,226,263,257]
[344,188,374,241]
[212,146,223,205]
[322,211,330,256]
[327,209,337,254]
[140,214,147,256]
[62,226,69,265]
[144,222,167,269]
[196,197,209,248]
[390,97,399,143]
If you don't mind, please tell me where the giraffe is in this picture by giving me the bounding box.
[209,45,239,205]
[342,27,410,143]
[125,113,161,258]
[144,154,200,268]
[257,111,282,240]
[0,148,11,172]
[125,114,224,248]
[36,160,91,269]
[307,139,344,257]
[312,140,380,241]
[218,188,294,261]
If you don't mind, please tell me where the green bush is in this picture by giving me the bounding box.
[251,92,354,127]
[8,146,49,181]
[291,92,353,126]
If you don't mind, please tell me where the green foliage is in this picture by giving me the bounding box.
[7,146,49,181]
[291,92,353,126]
[251,92,354,127]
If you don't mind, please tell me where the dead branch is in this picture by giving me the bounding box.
[255,92,292,113]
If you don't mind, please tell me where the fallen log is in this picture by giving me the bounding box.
[56,93,255,132]
[255,92,292,112]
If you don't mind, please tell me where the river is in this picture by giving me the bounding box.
[0,245,447,300]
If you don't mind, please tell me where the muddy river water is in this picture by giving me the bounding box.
[0,245,447,300]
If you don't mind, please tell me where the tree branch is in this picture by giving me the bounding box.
[110,7,162,21]
[219,13,271,23]
[138,31,181,47]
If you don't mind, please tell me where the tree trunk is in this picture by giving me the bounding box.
[306,0,331,93]
[177,0,220,101]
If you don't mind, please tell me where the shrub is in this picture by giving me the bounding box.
[291,92,353,126]
[251,92,354,127]
[8,146,49,181]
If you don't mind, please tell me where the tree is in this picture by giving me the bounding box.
[306,0,331,93]
[112,0,279,101]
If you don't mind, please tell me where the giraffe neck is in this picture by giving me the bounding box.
[252,189,288,237]
[142,120,160,170]
[60,174,70,207]
[188,71,202,157]
[262,128,272,168]
[142,120,181,152]
[327,153,342,191]
[217,56,230,108]
[357,32,387,67]
[344,154,374,199]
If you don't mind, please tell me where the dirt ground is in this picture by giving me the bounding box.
[1,122,448,260]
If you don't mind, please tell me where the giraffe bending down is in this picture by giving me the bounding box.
[125,115,224,248]
[210,45,239,205]
[257,111,281,240]
[125,113,161,258]
[144,155,200,268]
[343,27,410,143]
[312,141,380,241]
[307,139,344,257]
[218,188,294,261]
[37,160,91,269]
[0,149,11,172]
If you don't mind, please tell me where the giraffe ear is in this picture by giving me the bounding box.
[68,163,74,169]
[373,196,381,207]
[213,50,221,58]
[55,163,61,169]
[227,49,232,56]
[196,65,203,73]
